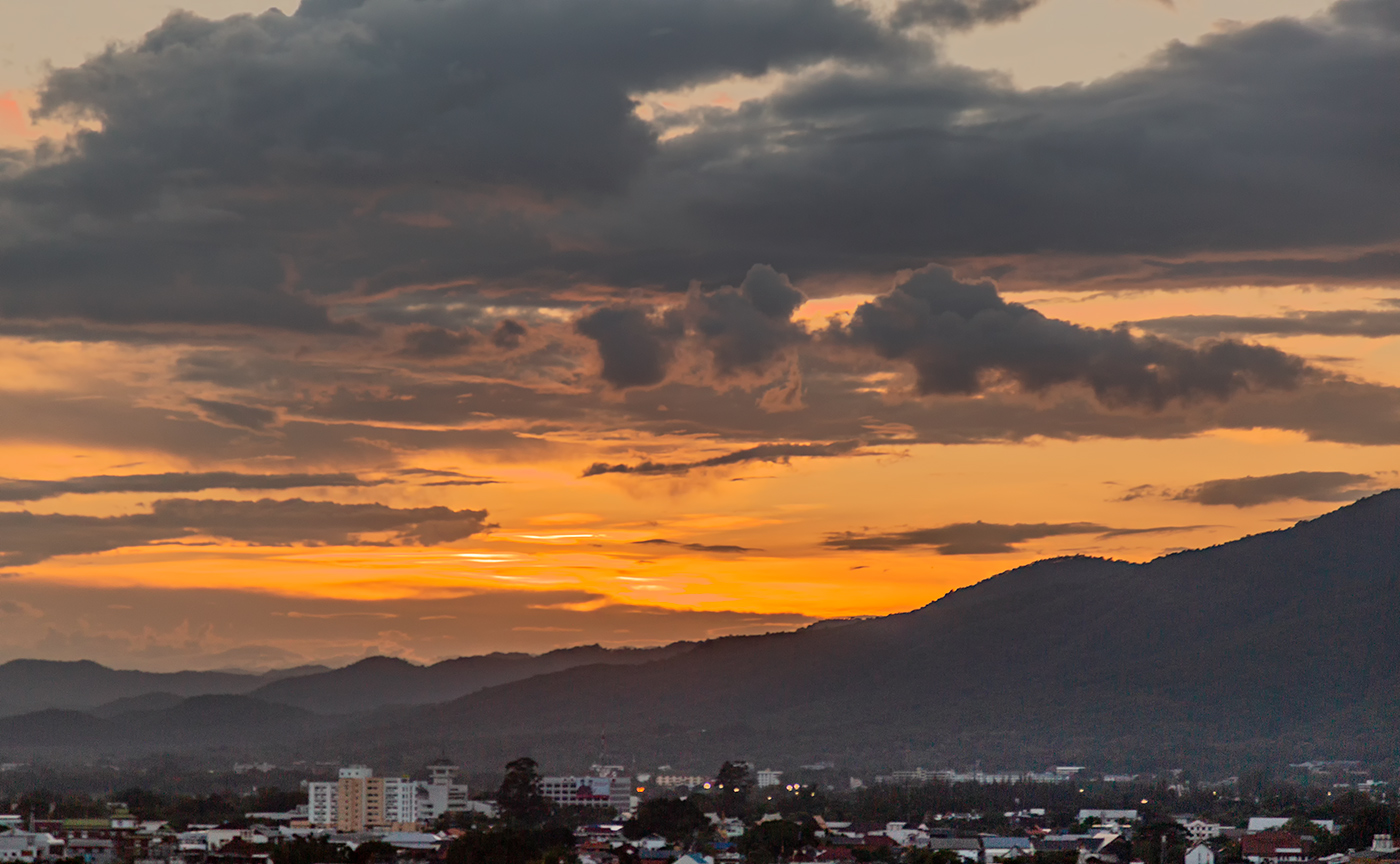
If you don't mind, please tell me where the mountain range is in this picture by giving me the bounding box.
[4,492,1399,774]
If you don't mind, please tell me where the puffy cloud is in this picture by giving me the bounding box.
[575,305,683,388]
[490,319,528,350]
[0,498,490,565]
[1172,472,1381,507]
[582,439,861,476]
[690,264,808,376]
[0,0,1395,333]
[0,0,899,328]
[835,268,1311,409]
[0,471,369,502]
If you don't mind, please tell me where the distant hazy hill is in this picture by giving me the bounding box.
[3,493,1398,772]
[0,660,327,717]
[341,491,1400,774]
[251,644,698,714]
[0,695,334,759]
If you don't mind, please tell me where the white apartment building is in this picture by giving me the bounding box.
[1180,820,1226,843]
[756,770,783,788]
[308,781,338,827]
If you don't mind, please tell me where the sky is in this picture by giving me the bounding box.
[0,0,1395,672]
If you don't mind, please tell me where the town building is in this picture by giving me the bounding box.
[0,832,63,862]
[756,770,783,788]
[1242,832,1312,863]
[1186,844,1217,864]
[539,776,634,812]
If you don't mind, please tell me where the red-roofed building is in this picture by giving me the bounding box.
[1243,833,1312,863]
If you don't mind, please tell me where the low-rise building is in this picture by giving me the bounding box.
[0,833,63,862]
[1242,832,1312,863]
[1186,844,1217,864]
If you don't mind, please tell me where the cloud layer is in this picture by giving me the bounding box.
[0,498,490,565]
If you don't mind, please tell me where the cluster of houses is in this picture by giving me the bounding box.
[6,762,1400,864]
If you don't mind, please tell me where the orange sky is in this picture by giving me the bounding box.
[0,0,1395,671]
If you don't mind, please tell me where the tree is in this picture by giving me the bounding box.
[622,797,707,846]
[715,762,754,818]
[740,819,808,864]
[445,826,576,864]
[498,757,552,828]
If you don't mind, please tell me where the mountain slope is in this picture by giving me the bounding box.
[347,492,1400,773]
[4,493,1399,771]
[251,643,697,714]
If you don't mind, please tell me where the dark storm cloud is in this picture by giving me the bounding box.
[634,538,758,554]
[575,305,684,388]
[1173,471,1380,507]
[0,498,490,566]
[1133,309,1400,340]
[825,521,1202,554]
[0,471,368,502]
[0,0,1393,334]
[582,439,861,477]
[834,268,1310,409]
[658,0,1400,271]
[0,0,899,327]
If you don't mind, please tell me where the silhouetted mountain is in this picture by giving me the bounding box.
[0,660,328,717]
[4,493,1400,772]
[251,644,698,713]
[339,491,1400,774]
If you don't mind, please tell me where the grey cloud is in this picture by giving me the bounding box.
[826,521,1111,554]
[0,498,490,566]
[0,471,368,502]
[190,398,278,430]
[399,326,477,359]
[394,468,499,487]
[1133,310,1400,341]
[824,520,1201,554]
[0,0,898,328]
[575,305,684,388]
[690,264,808,376]
[583,439,861,476]
[634,538,758,554]
[835,268,1310,409]
[891,0,1042,31]
[1173,472,1380,507]
[0,0,1395,338]
[491,319,528,350]
[628,1,1400,282]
